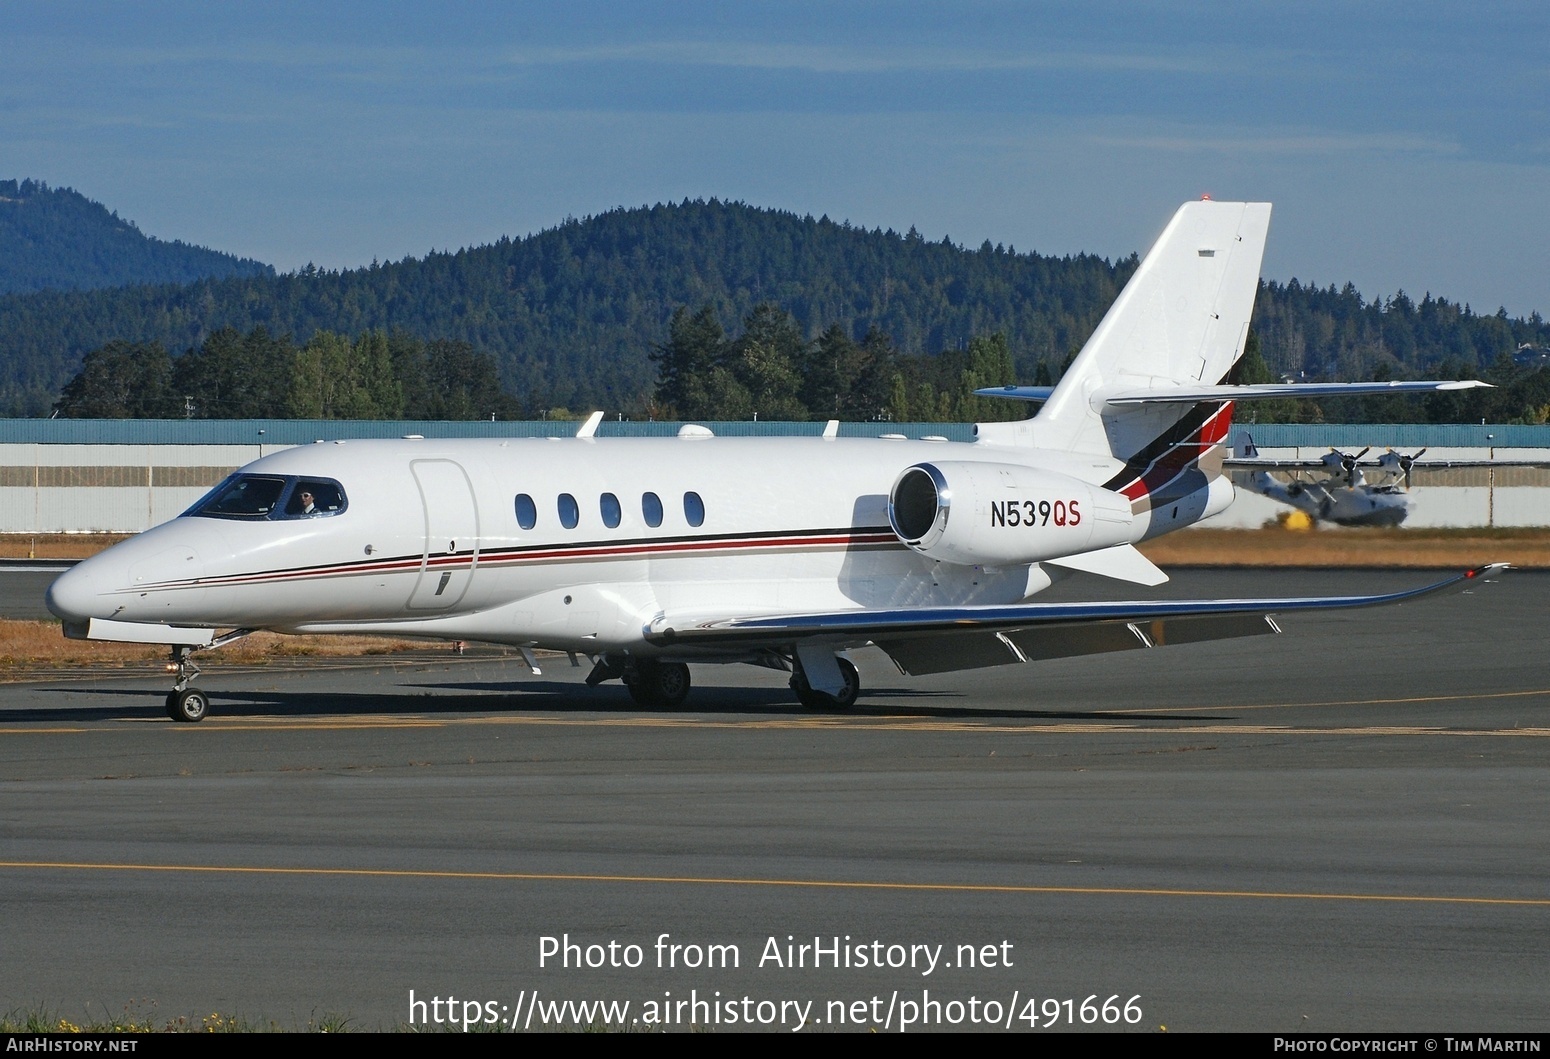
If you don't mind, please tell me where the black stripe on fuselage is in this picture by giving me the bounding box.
[128,524,904,592]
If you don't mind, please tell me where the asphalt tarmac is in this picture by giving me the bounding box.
[2,567,1546,1033]
[0,560,71,620]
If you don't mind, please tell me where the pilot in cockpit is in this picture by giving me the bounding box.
[285,481,341,517]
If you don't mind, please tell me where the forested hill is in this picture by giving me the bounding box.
[0,200,1132,416]
[2,197,1548,418]
[0,179,273,298]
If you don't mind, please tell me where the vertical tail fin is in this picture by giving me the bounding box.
[981,200,1271,461]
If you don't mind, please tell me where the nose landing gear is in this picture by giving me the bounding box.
[160,630,253,722]
[164,645,206,722]
[167,686,210,723]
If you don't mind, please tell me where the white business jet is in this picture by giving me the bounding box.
[46,200,1501,721]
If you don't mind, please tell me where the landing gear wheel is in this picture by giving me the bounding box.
[791,657,859,711]
[624,660,692,708]
[167,687,210,723]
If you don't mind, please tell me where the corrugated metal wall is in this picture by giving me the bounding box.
[3,420,1548,532]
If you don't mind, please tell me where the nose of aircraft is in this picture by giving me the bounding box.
[45,554,119,623]
[45,524,210,625]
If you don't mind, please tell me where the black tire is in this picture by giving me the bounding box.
[652,662,691,707]
[168,687,210,723]
[831,658,860,709]
[624,660,692,709]
[791,657,860,711]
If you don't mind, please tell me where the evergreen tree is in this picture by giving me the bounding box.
[652,305,725,419]
[53,340,176,417]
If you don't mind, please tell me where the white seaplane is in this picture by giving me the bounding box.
[1226,432,1542,527]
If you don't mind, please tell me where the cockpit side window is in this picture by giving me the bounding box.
[283,479,346,518]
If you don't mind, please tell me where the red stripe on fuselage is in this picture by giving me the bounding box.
[127,528,904,593]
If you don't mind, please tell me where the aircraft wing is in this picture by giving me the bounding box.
[1223,457,1550,471]
[1223,456,1345,471]
[645,565,1505,675]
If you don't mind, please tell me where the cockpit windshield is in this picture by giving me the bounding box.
[186,474,348,521]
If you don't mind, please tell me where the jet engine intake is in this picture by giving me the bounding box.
[888,461,1134,566]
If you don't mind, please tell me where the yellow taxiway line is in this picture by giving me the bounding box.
[5,713,1550,736]
[1,859,1545,908]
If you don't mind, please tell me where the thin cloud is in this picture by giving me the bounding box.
[498,40,1236,76]
[1088,131,1458,156]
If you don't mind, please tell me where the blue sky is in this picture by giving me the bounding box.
[3,1,1546,315]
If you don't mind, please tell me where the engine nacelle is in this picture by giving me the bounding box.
[888,461,1135,566]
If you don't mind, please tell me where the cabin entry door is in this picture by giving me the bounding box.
[408,459,479,610]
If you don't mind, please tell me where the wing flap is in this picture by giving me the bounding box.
[879,631,1025,675]
[880,612,1279,676]
[1133,612,1280,647]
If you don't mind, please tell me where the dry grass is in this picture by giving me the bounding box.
[1138,526,1550,568]
[0,620,436,669]
[0,533,130,559]
[13,527,1548,567]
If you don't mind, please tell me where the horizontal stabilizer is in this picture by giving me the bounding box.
[1100,380,1492,405]
[1044,544,1169,586]
[974,385,1056,403]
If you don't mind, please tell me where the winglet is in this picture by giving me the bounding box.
[575,411,605,438]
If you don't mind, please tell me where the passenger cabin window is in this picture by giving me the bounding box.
[187,474,347,521]
[600,492,622,529]
[684,491,705,528]
[642,491,663,528]
[515,494,537,530]
[558,493,580,529]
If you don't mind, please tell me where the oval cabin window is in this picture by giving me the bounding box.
[642,491,663,528]
[684,491,705,528]
[600,492,622,529]
[515,494,537,530]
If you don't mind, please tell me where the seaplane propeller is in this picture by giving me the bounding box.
[1325,447,1370,486]
[1376,448,1428,487]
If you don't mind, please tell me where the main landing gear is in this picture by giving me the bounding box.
[791,656,860,711]
[586,651,861,711]
[623,659,692,708]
